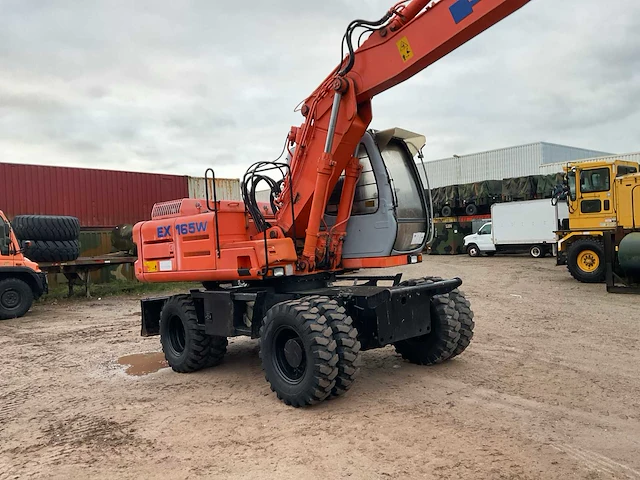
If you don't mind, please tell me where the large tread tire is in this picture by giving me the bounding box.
[567,238,606,283]
[11,215,80,242]
[0,278,34,320]
[259,298,339,407]
[160,295,227,373]
[306,296,361,398]
[22,240,80,263]
[393,276,474,364]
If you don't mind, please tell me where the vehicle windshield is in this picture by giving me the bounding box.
[567,172,577,201]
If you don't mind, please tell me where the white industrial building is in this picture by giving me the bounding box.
[418,142,612,189]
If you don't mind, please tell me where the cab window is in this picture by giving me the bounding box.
[478,224,491,235]
[325,145,378,216]
[617,165,638,176]
[580,168,610,193]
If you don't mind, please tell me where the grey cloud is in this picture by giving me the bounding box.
[0,0,639,177]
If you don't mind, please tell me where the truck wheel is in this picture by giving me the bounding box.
[467,244,480,257]
[11,215,80,242]
[259,298,339,407]
[530,245,543,258]
[465,203,478,216]
[441,206,452,217]
[567,239,606,283]
[0,278,34,320]
[306,296,361,398]
[393,277,462,365]
[449,289,474,358]
[159,295,228,373]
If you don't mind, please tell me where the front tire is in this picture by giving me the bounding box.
[467,244,480,257]
[567,238,605,283]
[0,278,34,320]
[259,298,339,407]
[159,295,228,372]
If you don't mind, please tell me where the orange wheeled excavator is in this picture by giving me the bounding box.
[133,0,533,406]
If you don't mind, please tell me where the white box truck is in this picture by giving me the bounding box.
[463,199,569,258]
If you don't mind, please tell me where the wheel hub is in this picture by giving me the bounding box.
[284,338,303,368]
[1,289,20,309]
[577,250,599,272]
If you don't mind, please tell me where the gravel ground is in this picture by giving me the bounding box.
[1,255,639,480]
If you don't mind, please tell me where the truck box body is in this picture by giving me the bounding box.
[492,199,568,246]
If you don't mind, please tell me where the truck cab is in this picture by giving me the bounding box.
[463,222,495,256]
[556,159,640,284]
[0,210,48,320]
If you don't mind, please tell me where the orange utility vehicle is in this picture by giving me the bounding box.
[133,0,534,406]
[0,211,48,319]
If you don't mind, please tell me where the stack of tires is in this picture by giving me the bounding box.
[12,215,80,262]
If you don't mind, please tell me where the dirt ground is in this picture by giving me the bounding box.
[1,255,639,480]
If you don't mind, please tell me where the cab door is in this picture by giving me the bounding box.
[0,216,14,266]
[574,167,615,229]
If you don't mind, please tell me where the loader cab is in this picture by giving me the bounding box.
[565,160,638,230]
[0,216,12,258]
[324,128,431,259]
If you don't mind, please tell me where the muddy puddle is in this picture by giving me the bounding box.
[117,352,168,376]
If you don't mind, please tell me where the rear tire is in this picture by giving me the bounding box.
[393,277,467,365]
[159,295,227,373]
[567,238,605,283]
[467,244,480,257]
[259,298,339,407]
[0,278,34,320]
[11,215,80,242]
[465,203,478,216]
[530,245,543,258]
[441,206,453,217]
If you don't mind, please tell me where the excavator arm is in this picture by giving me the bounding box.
[272,0,533,271]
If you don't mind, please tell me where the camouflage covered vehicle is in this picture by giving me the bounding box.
[458,180,502,216]
[501,176,537,202]
[428,217,474,255]
[535,173,564,199]
[430,185,459,217]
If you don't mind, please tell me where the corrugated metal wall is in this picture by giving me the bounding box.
[1,162,189,227]
[187,177,241,201]
[538,152,640,175]
[540,143,612,164]
[419,142,614,189]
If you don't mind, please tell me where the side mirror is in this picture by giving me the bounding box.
[22,240,33,249]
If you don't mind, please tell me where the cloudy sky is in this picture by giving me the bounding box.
[1,0,639,179]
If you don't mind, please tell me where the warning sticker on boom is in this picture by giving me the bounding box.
[396,36,414,62]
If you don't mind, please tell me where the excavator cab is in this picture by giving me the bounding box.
[324,128,432,260]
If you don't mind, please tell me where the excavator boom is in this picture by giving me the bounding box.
[274,0,532,270]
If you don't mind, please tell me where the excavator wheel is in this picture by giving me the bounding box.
[159,295,228,373]
[305,296,361,398]
[393,276,473,364]
[259,297,339,407]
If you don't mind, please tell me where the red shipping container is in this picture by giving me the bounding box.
[0,162,189,227]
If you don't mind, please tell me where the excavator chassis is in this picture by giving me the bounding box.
[138,273,471,407]
[141,274,461,349]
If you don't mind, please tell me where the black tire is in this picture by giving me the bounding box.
[306,296,360,398]
[0,278,34,320]
[393,277,467,365]
[467,244,480,257]
[160,295,228,373]
[449,289,474,358]
[11,215,80,242]
[22,240,79,263]
[259,298,339,407]
[441,205,453,217]
[530,245,543,258]
[465,203,478,216]
[567,238,605,283]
